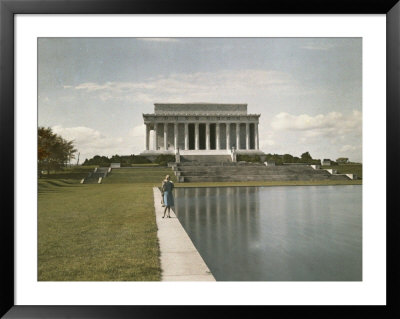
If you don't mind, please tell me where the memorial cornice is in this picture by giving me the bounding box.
[143,113,260,123]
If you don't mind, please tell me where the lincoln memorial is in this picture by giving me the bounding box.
[140,103,264,157]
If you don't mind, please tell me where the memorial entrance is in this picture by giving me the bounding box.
[141,103,264,157]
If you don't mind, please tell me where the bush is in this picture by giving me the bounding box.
[237,155,261,163]
[82,155,111,166]
[311,159,321,165]
[265,154,283,165]
[153,155,175,166]
[132,156,152,164]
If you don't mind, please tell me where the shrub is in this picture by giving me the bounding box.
[132,156,152,164]
[82,155,111,166]
[153,155,175,166]
[265,154,283,165]
[237,155,261,163]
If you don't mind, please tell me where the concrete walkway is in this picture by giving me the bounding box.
[153,187,215,281]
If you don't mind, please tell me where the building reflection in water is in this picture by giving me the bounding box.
[174,186,261,280]
[173,185,362,281]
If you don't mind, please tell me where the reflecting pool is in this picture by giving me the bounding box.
[173,185,362,281]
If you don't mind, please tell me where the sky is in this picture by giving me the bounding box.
[38,37,362,163]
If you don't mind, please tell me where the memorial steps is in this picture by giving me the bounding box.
[140,105,355,182]
[180,155,232,162]
[172,163,350,182]
[82,167,109,184]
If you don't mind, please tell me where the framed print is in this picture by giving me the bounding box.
[1,0,399,318]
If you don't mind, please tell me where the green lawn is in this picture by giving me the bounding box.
[39,165,96,180]
[38,167,173,281]
[38,165,361,281]
[176,179,362,188]
[103,168,177,184]
[321,164,362,179]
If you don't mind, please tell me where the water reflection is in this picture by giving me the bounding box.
[174,185,362,281]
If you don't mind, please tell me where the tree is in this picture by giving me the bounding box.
[84,155,111,166]
[265,153,283,165]
[293,156,301,163]
[301,152,313,163]
[336,157,349,164]
[283,154,294,163]
[110,154,121,163]
[38,127,77,176]
[154,154,175,166]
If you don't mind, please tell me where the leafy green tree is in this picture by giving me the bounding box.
[110,154,123,163]
[154,154,175,166]
[311,159,322,165]
[38,127,77,176]
[82,155,111,166]
[336,157,349,164]
[132,156,151,164]
[301,152,313,163]
[283,154,294,163]
[83,154,154,166]
[237,155,261,163]
[265,153,283,165]
[293,156,301,163]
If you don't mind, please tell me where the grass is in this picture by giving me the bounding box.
[38,167,173,281]
[103,168,177,184]
[128,163,160,167]
[175,179,362,188]
[39,166,96,180]
[321,164,363,179]
[38,164,361,281]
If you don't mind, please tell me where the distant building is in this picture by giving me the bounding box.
[322,159,331,166]
[141,103,265,157]
[336,157,349,164]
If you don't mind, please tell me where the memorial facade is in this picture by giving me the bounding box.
[141,103,264,156]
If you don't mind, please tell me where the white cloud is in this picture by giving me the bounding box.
[129,124,146,138]
[52,125,102,144]
[271,110,362,137]
[137,38,180,43]
[51,125,146,161]
[340,144,360,153]
[258,127,276,149]
[64,69,299,104]
[263,110,362,161]
[56,70,362,162]
[301,41,335,51]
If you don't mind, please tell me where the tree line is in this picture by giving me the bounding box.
[83,152,354,167]
[82,154,175,167]
[83,151,352,167]
[38,127,77,176]
[238,152,352,165]
[37,126,354,175]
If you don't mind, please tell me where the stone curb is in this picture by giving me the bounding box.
[153,187,215,281]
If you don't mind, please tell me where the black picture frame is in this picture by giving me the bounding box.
[1,0,399,318]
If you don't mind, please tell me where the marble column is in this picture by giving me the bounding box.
[246,122,250,150]
[153,123,158,150]
[216,123,220,150]
[226,123,230,150]
[236,123,240,150]
[184,123,189,150]
[145,124,150,150]
[174,123,178,150]
[206,123,210,150]
[164,123,168,150]
[195,123,199,150]
[255,123,259,150]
